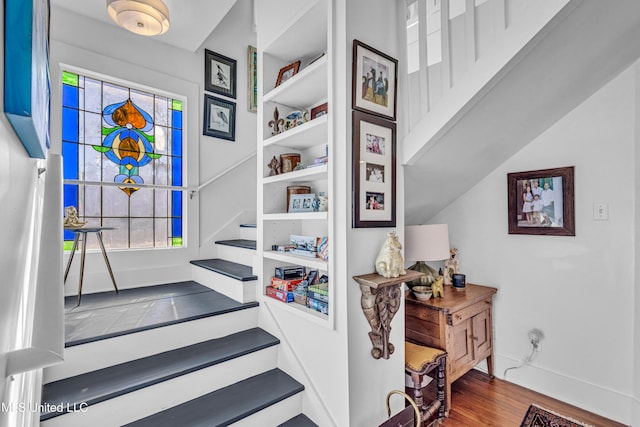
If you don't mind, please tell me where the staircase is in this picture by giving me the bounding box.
[42,224,318,426]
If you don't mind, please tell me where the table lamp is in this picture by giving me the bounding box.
[404,224,450,289]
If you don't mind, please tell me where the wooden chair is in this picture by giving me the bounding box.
[404,341,447,424]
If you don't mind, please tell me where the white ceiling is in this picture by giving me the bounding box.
[50,0,239,52]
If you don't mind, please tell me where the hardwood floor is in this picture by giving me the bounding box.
[439,370,626,427]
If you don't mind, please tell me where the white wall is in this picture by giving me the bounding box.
[50,0,256,293]
[430,63,637,424]
[345,1,404,426]
[633,60,640,427]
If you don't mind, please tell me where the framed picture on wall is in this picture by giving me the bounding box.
[507,166,575,236]
[352,111,396,228]
[352,39,398,121]
[203,94,236,141]
[205,49,237,99]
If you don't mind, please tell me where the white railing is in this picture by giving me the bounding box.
[191,152,257,199]
[6,154,64,376]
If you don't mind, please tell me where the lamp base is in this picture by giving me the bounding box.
[407,261,438,289]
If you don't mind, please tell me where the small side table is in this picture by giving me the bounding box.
[64,227,119,306]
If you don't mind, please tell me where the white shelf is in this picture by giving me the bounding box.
[263,164,328,184]
[263,55,327,108]
[261,295,329,327]
[263,115,328,150]
[263,251,328,271]
[263,212,328,221]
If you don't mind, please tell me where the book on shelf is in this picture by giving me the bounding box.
[266,286,295,303]
[306,296,329,315]
[271,277,303,292]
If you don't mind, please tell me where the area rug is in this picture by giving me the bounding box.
[520,404,595,427]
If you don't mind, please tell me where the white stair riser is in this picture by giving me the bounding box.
[44,307,258,383]
[215,244,255,266]
[41,347,278,427]
[240,227,257,241]
[192,265,257,304]
[230,394,303,427]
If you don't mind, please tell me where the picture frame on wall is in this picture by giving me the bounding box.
[203,94,236,141]
[247,46,257,112]
[507,166,575,236]
[352,111,396,228]
[205,49,237,99]
[352,39,398,121]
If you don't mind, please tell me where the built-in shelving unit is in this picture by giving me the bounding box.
[258,0,333,327]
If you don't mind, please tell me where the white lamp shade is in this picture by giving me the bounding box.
[107,0,170,36]
[404,224,450,262]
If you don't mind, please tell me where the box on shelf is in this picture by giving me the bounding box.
[317,237,328,260]
[275,265,305,280]
[266,286,294,303]
[307,297,329,315]
[290,234,318,259]
[271,277,303,292]
[293,294,307,305]
[307,289,328,303]
[308,282,328,295]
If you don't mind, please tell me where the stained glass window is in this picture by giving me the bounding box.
[62,70,184,250]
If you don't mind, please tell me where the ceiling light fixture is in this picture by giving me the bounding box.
[106,0,170,36]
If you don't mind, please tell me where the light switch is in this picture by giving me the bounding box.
[593,202,609,220]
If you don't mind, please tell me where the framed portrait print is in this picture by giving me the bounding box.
[288,194,316,213]
[205,49,237,99]
[247,46,257,112]
[276,60,301,87]
[507,166,575,236]
[203,94,236,141]
[352,39,398,121]
[352,111,396,228]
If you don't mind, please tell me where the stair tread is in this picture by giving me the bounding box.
[279,414,319,426]
[190,258,257,281]
[215,238,257,250]
[123,369,304,427]
[239,223,256,228]
[41,328,279,421]
[64,281,258,347]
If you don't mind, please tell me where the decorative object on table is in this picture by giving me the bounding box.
[288,193,316,213]
[451,274,466,289]
[520,404,594,427]
[293,163,305,171]
[203,94,236,141]
[286,185,311,212]
[404,224,450,289]
[316,192,328,212]
[352,39,398,121]
[411,285,432,301]
[247,45,257,112]
[375,230,406,278]
[268,106,285,135]
[63,206,86,229]
[284,110,309,130]
[352,111,396,228]
[275,60,301,87]
[4,0,50,159]
[507,166,575,236]
[279,153,301,173]
[310,102,328,120]
[431,276,444,298]
[443,247,459,285]
[267,156,281,176]
[353,270,425,360]
[204,49,236,99]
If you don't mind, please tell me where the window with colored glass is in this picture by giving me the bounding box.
[61,70,184,250]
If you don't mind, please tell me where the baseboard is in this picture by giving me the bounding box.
[632,397,640,427]
[494,354,632,425]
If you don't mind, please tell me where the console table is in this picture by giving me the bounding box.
[405,283,497,413]
[64,227,119,306]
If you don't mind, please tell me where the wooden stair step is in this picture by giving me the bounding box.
[41,328,279,421]
[64,281,258,347]
[279,414,319,426]
[123,368,304,427]
[190,258,257,282]
[239,223,256,228]
[215,238,257,250]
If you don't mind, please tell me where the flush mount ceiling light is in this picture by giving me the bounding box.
[107,0,170,36]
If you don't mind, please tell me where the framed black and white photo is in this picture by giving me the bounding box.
[352,111,396,228]
[352,39,398,121]
[507,166,575,236]
[205,49,236,99]
[203,94,236,141]
[288,193,316,213]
